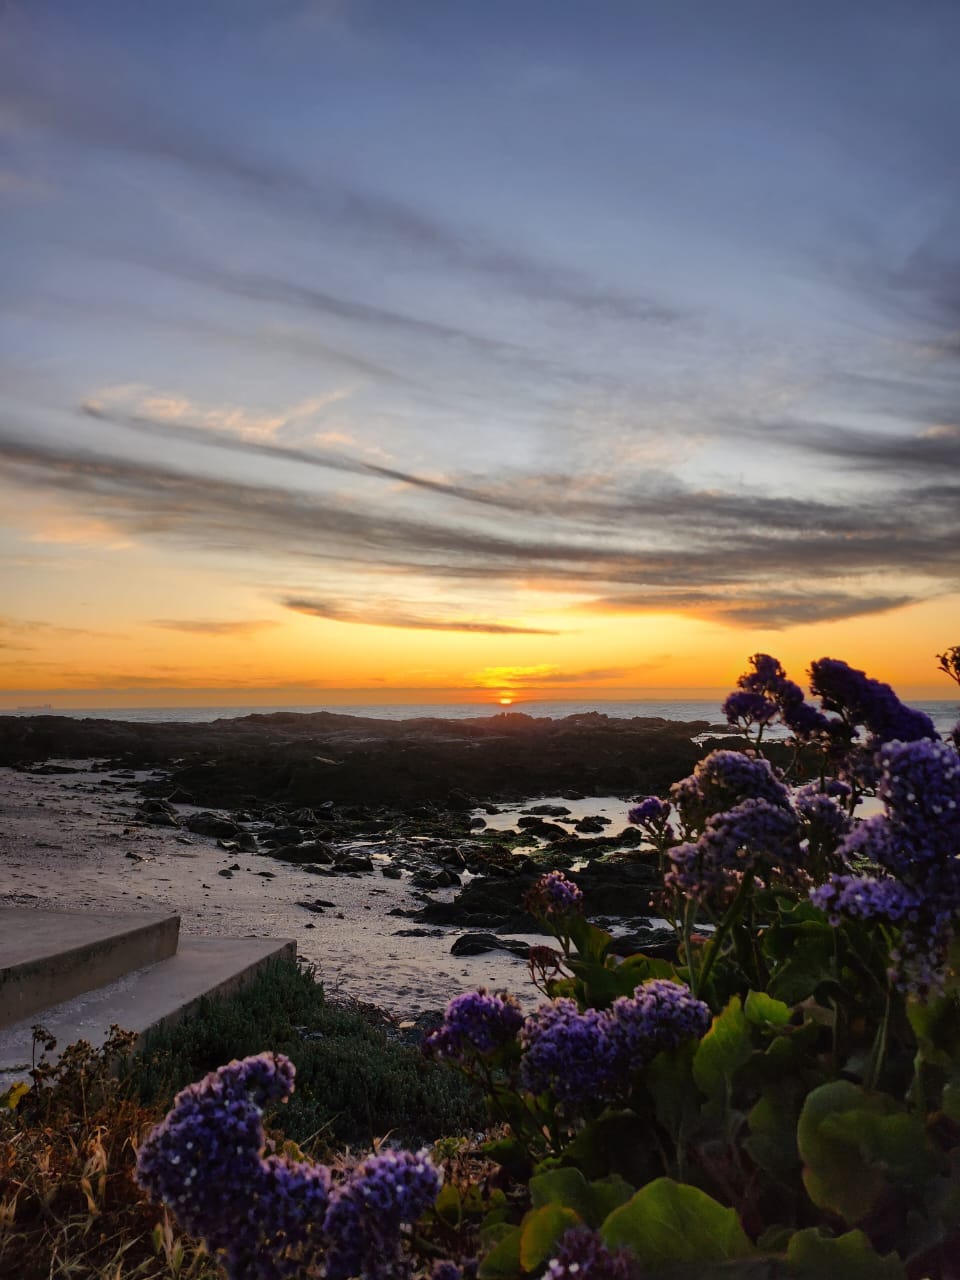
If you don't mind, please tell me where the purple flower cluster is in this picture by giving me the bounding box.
[794,782,852,859]
[519,981,709,1108]
[810,738,960,994]
[665,797,801,901]
[722,689,778,731]
[136,1054,440,1280]
[809,658,937,745]
[627,795,671,826]
[136,1052,299,1259]
[423,988,523,1064]
[520,999,620,1106]
[324,1149,441,1280]
[670,750,790,829]
[545,1227,638,1280]
[733,653,833,741]
[607,979,711,1062]
[525,869,584,918]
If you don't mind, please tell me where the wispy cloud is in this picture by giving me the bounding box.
[2,430,955,628]
[150,619,279,636]
[283,596,559,635]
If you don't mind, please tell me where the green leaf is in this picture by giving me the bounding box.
[745,1084,801,1178]
[530,1168,593,1218]
[433,1182,462,1227]
[795,1081,935,1224]
[600,1177,754,1267]
[745,990,792,1027]
[908,992,960,1068]
[588,1175,635,1223]
[612,954,678,994]
[785,1228,905,1279]
[519,1204,582,1273]
[647,1041,699,1144]
[693,996,752,1110]
[567,916,614,964]
[478,1225,522,1280]
[942,1075,960,1124]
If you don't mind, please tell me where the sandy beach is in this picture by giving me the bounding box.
[0,761,558,1017]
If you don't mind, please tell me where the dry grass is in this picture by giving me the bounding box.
[0,1027,218,1280]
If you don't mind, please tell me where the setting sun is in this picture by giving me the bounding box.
[499,696,514,706]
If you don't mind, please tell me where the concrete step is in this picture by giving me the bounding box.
[0,907,180,1030]
[0,934,297,1088]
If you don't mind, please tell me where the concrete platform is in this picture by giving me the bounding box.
[0,907,180,1029]
[0,934,296,1088]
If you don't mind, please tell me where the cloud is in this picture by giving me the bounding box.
[582,589,915,630]
[149,619,279,636]
[1,68,679,325]
[1,431,958,629]
[282,596,559,635]
[471,663,638,689]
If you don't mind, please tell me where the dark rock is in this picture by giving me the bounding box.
[184,812,240,838]
[217,868,233,878]
[381,865,403,879]
[468,817,487,829]
[450,933,530,959]
[575,815,611,833]
[523,804,571,817]
[336,854,374,872]
[269,841,335,865]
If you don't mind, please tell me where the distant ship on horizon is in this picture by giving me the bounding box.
[15,703,54,711]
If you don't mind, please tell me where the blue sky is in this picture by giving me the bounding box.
[1,1,959,701]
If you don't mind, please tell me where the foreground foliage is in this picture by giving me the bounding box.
[5,652,960,1278]
[122,652,960,1279]
[0,963,481,1277]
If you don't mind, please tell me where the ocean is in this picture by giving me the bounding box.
[3,699,959,737]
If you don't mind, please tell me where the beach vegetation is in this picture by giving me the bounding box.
[123,652,960,1279]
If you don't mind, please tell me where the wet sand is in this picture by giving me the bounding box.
[0,763,548,1016]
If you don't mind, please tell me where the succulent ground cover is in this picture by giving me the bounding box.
[5,651,960,1278]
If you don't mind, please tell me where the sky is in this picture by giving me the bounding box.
[1,0,960,708]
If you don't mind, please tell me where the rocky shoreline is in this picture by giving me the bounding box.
[0,710,744,1013]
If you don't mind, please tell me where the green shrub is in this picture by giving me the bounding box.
[131,958,483,1148]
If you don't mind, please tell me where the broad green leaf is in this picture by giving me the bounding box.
[477,1225,522,1280]
[647,1042,699,1143]
[567,916,614,964]
[745,1085,801,1177]
[588,1175,635,1223]
[519,1204,582,1272]
[481,1135,530,1179]
[908,992,960,1068]
[798,1085,896,1223]
[745,990,792,1027]
[823,1106,937,1189]
[785,1228,905,1279]
[693,996,752,1109]
[433,1183,462,1227]
[530,1168,593,1218]
[612,954,678,995]
[600,1177,753,1267]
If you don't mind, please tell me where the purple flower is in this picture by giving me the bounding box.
[525,870,584,918]
[545,1227,638,1280]
[136,1053,295,1251]
[137,1053,440,1280]
[423,988,523,1063]
[812,737,960,995]
[627,795,671,826]
[665,798,800,900]
[809,658,937,744]
[323,1149,441,1280]
[519,999,620,1107]
[670,750,790,828]
[794,782,852,854]
[733,653,833,741]
[722,689,778,729]
[608,979,711,1069]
